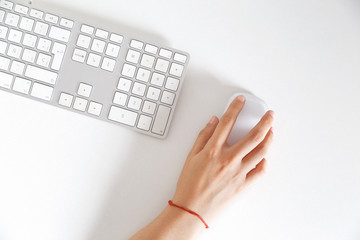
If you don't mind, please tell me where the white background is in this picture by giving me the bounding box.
[1,0,360,239]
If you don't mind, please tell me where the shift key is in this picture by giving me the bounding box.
[25,65,58,85]
[152,105,171,135]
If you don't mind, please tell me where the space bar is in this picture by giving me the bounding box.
[25,65,58,85]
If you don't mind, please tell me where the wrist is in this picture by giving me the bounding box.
[163,205,204,230]
[130,204,204,240]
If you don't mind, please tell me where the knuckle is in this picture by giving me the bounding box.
[198,126,210,138]
[204,146,219,159]
[198,128,207,137]
[251,129,264,143]
[259,139,271,154]
[226,151,239,163]
[257,143,267,155]
[221,114,234,126]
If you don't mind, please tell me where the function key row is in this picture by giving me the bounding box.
[0,1,74,29]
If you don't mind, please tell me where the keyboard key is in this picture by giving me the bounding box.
[7,44,22,58]
[169,62,184,77]
[0,10,4,22]
[132,82,146,96]
[0,40,7,54]
[5,13,19,27]
[126,49,140,64]
[21,49,36,63]
[25,65,58,85]
[22,49,37,63]
[0,56,10,70]
[60,18,74,29]
[137,115,152,131]
[8,29,22,43]
[108,106,138,127]
[174,53,187,63]
[72,48,87,63]
[150,72,165,87]
[59,93,73,107]
[81,25,94,35]
[152,105,171,135]
[136,68,151,82]
[76,34,91,48]
[91,39,105,53]
[29,9,43,19]
[95,29,108,39]
[73,97,88,111]
[0,71,13,89]
[140,54,155,68]
[142,101,156,115]
[30,82,53,101]
[144,44,158,54]
[87,53,101,67]
[155,58,170,73]
[19,17,34,31]
[88,102,102,116]
[165,77,180,91]
[121,63,136,78]
[159,48,172,59]
[101,57,116,72]
[22,33,37,48]
[10,61,25,74]
[37,38,51,52]
[117,78,132,92]
[51,42,66,71]
[130,39,143,50]
[110,33,123,44]
[128,96,142,110]
[36,53,51,68]
[12,77,31,94]
[146,86,161,101]
[105,43,120,58]
[14,4,28,14]
[44,13,59,24]
[34,22,49,36]
[113,92,128,106]
[161,91,175,105]
[0,0,13,10]
[0,25,8,39]
[77,83,92,97]
[49,26,71,43]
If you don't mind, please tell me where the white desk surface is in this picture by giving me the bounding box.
[1,0,360,239]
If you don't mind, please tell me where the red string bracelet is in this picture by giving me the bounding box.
[168,200,209,229]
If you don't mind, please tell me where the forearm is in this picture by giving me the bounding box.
[130,206,204,240]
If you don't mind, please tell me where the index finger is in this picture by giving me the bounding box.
[207,95,245,147]
[231,110,274,156]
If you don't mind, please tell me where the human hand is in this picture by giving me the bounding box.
[172,95,274,221]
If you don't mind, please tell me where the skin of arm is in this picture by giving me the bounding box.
[130,95,274,240]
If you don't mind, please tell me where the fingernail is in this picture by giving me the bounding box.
[237,95,245,102]
[268,110,275,118]
[209,116,216,124]
[270,126,274,132]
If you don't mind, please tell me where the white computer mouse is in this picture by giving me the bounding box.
[224,93,269,145]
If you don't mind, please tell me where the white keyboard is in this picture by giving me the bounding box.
[0,0,190,138]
